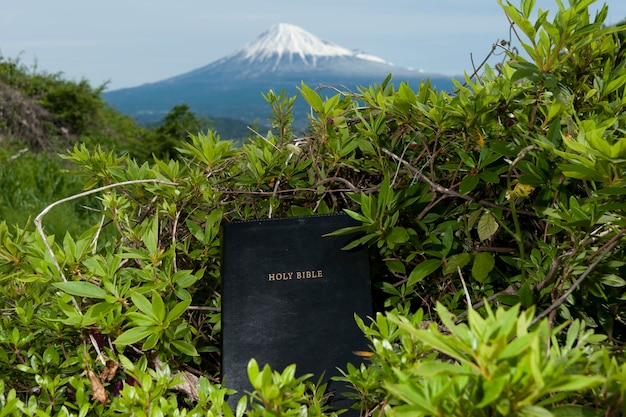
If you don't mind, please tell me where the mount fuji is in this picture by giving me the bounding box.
[103,23,457,128]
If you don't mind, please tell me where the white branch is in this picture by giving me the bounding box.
[33,178,178,365]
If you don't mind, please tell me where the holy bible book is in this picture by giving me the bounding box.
[221,214,372,413]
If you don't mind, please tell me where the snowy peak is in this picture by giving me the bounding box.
[242,23,349,60]
[236,23,389,66]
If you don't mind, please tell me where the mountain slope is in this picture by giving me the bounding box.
[103,23,457,128]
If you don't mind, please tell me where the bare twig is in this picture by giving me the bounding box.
[90,214,106,254]
[457,266,472,309]
[34,179,178,365]
[172,208,182,272]
[35,179,178,284]
[531,228,626,326]
[457,284,520,320]
[9,148,29,160]
[475,246,518,253]
[246,126,279,150]
[315,176,361,193]
[390,138,414,188]
[534,249,575,293]
[222,177,366,197]
[508,145,537,168]
[88,333,106,366]
[381,147,536,217]
[187,305,221,312]
[268,179,281,219]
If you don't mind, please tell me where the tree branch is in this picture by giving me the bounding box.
[531,227,626,326]
[381,147,536,217]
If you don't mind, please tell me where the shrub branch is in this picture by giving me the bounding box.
[531,227,626,326]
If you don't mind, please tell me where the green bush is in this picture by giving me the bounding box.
[0,54,188,158]
[343,303,625,416]
[0,150,100,237]
[0,0,625,415]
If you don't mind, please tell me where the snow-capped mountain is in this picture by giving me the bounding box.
[103,23,455,128]
[218,23,390,72]
[241,23,388,65]
[165,23,414,83]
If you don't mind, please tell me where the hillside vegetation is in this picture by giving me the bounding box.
[0,59,254,233]
[1,0,626,416]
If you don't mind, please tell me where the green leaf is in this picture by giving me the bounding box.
[456,149,476,168]
[185,219,205,243]
[557,164,605,181]
[519,405,553,417]
[549,375,604,392]
[443,253,471,275]
[480,170,501,184]
[600,274,626,287]
[385,383,434,413]
[171,340,199,356]
[43,345,60,366]
[386,227,409,244]
[236,396,248,417]
[477,211,499,242]
[408,259,441,286]
[324,224,366,237]
[597,186,626,195]
[130,291,157,320]
[415,361,472,377]
[142,332,160,350]
[125,312,158,327]
[477,376,507,408]
[410,327,471,366]
[142,216,159,256]
[550,405,600,417]
[341,233,378,250]
[441,224,453,257]
[297,83,324,113]
[385,259,406,275]
[62,232,77,262]
[519,282,534,308]
[342,209,369,223]
[166,299,191,322]
[114,327,153,345]
[459,174,480,195]
[52,281,108,299]
[172,271,198,289]
[151,291,166,323]
[500,333,532,359]
[471,252,495,283]
[247,359,260,386]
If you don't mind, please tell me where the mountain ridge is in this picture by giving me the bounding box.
[103,23,457,128]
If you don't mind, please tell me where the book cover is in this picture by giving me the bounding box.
[221,214,372,413]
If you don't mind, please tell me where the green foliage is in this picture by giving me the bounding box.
[146,104,207,160]
[0,54,107,143]
[0,0,626,415]
[39,78,105,134]
[0,150,100,237]
[0,54,215,159]
[244,359,338,416]
[343,303,625,416]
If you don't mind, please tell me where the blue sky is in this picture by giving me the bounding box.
[1,0,625,91]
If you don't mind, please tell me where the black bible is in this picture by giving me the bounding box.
[221,214,372,413]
